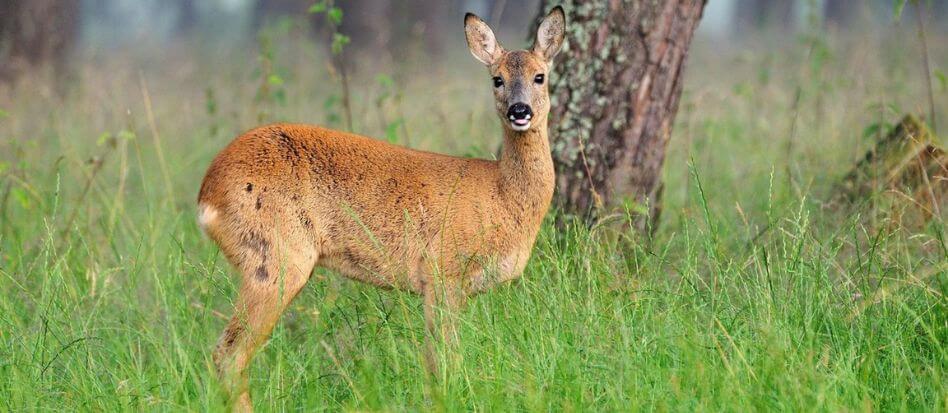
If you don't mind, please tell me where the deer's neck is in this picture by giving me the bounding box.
[498,119,555,220]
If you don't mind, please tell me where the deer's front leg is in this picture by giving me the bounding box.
[421,274,465,376]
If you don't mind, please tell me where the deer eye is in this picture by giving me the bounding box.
[534,74,545,84]
[492,76,504,88]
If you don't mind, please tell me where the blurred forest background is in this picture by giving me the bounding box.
[2,0,946,83]
[2,0,945,215]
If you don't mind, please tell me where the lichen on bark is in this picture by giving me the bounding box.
[537,0,706,231]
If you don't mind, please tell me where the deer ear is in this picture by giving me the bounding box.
[533,6,566,63]
[465,13,503,66]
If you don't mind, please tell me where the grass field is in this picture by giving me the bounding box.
[1,24,946,411]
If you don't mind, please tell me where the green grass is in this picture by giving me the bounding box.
[1,26,946,411]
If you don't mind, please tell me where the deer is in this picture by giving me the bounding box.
[197,6,565,411]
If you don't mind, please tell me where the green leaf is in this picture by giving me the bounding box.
[934,68,947,92]
[276,17,294,33]
[118,129,136,141]
[0,108,8,118]
[274,89,286,105]
[865,101,901,116]
[863,120,896,141]
[328,7,343,25]
[385,119,403,144]
[308,1,327,14]
[892,0,907,21]
[376,74,394,88]
[267,74,284,86]
[11,187,30,210]
[96,132,113,146]
[331,33,350,55]
[324,95,339,109]
[732,82,752,98]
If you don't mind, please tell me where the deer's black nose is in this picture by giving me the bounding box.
[506,103,533,121]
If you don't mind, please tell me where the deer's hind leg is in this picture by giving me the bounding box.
[205,211,318,412]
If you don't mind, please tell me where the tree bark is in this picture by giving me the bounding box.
[337,0,392,54]
[823,0,852,29]
[539,1,705,231]
[0,0,80,82]
[414,0,446,55]
[176,0,198,34]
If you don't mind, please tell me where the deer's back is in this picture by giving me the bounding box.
[198,124,532,291]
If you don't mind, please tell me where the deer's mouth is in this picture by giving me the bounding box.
[508,115,532,131]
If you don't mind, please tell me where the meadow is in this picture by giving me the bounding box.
[0,22,946,411]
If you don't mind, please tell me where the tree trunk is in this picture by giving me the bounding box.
[176,0,198,34]
[337,0,392,55]
[415,0,446,55]
[0,0,80,82]
[823,0,852,29]
[540,1,705,231]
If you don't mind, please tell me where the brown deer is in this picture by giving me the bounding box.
[198,7,565,411]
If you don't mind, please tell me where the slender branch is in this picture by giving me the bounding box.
[325,0,353,132]
[337,55,354,132]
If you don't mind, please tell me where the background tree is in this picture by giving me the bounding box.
[337,0,392,55]
[336,0,451,60]
[398,0,447,56]
[0,0,80,82]
[823,0,853,29]
[175,0,197,34]
[540,1,706,231]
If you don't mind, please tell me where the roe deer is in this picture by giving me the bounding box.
[198,6,565,410]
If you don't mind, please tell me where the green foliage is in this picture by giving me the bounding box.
[253,31,289,122]
[893,0,908,21]
[892,0,938,22]
[327,7,343,26]
[267,74,284,86]
[307,2,327,14]
[862,102,902,140]
[935,68,947,92]
[117,129,136,141]
[384,119,403,144]
[309,0,353,130]
[331,33,350,56]
[323,94,342,125]
[9,186,30,209]
[95,132,112,146]
[309,1,348,56]
[861,122,889,140]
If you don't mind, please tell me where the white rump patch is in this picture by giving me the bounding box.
[197,202,219,231]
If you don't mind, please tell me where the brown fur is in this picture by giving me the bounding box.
[199,7,565,411]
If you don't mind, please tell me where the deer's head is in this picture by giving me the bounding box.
[464,6,565,133]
